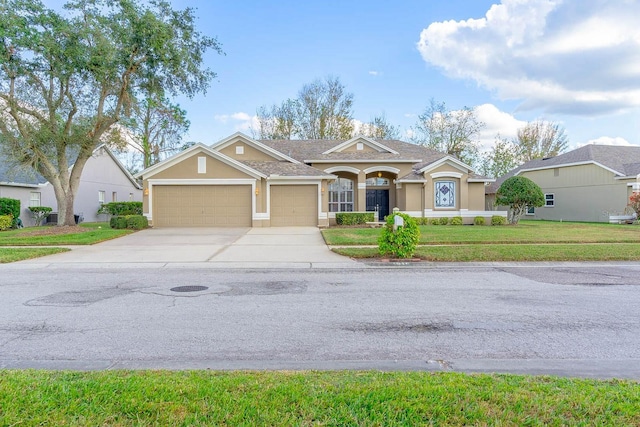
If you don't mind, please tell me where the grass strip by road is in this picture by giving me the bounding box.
[0,247,70,263]
[0,222,132,246]
[333,243,640,262]
[1,370,638,426]
[322,221,640,246]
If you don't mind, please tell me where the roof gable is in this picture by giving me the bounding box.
[322,136,399,155]
[137,143,266,180]
[418,156,472,174]
[210,132,300,164]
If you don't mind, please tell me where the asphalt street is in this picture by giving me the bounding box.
[1,264,640,378]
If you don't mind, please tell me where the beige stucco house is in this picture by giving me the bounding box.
[486,144,640,222]
[138,132,502,227]
[0,146,142,225]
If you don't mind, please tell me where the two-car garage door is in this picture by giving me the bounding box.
[152,184,318,227]
[153,185,252,227]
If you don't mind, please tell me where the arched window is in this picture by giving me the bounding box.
[365,177,390,186]
[328,177,354,212]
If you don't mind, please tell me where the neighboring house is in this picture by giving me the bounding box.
[138,132,502,227]
[0,146,142,225]
[486,144,640,222]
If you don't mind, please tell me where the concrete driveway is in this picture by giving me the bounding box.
[18,227,357,269]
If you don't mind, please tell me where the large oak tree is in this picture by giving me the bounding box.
[0,0,221,225]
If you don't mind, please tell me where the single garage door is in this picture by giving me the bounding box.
[153,185,252,227]
[270,185,317,226]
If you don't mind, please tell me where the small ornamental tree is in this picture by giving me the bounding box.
[628,193,640,220]
[28,206,53,226]
[378,212,420,258]
[496,176,544,225]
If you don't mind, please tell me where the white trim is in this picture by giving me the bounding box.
[357,183,367,189]
[431,171,463,179]
[138,143,266,180]
[210,132,301,164]
[402,211,422,217]
[267,175,332,181]
[468,178,495,183]
[544,193,555,207]
[0,181,43,189]
[323,166,361,175]
[418,156,471,174]
[253,212,269,220]
[363,166,400,175]
[516,160,623,177]
[146,178,257,222]
[421,210,507,218]
[322,136,399,155]
[395,179,428,183]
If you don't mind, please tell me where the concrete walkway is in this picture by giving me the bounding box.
[12,227,359,269]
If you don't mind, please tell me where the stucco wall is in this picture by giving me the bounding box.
[219,143,278,161]
[0,185,40,226]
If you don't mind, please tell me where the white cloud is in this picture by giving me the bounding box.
[474,103,527,150]
[586,136,636,146]
[214,112,259,132]
[368,70,380,76]
[417,0,640,115]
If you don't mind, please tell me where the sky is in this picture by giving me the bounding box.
[52,0,640,151]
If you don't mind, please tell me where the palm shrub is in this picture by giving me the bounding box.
[378,212,420,258]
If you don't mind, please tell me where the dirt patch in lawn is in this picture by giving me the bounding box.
[18,226,89,237]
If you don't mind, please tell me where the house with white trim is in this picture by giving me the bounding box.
[0,146,142,225]
[138,132,502,227]
[486,144,640,222]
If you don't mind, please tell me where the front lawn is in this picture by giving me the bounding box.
[0,247,70,263]
[0,222,133,246]
[322,220,640,246]
[1,370,638,426]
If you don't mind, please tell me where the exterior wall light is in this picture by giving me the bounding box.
[255,187,259,196]
[143,188,149,196]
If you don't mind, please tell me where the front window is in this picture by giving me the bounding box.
[435,181,456,208]
[329,177,354,212]
[29,192,41,207]
[545,193,555,207]
[98,190,105,204]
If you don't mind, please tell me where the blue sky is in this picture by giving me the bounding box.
[54,0,640,150]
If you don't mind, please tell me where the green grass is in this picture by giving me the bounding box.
[334,243,640,262]
[0,370,638,426]
[0,247,70,263]
[322,221,640,246]
[0,222,133,246]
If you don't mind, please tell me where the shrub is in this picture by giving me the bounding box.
[28,206,53,226]
[429,218,439,225]
[0,215,12,231]
[438,217,449,225]
[0,197,20,227]
[110,216,128,229]
[628,193,640,220]
[335,212,375,225]
[450,216,463,225]
[126,215,148,230]
[474,216,485,226]
[378,212,420,259]
[491,215,507,226]
[98,201,143,216]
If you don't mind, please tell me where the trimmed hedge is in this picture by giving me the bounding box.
[0,214,13,231]
[438,217,450,225]
[110,215,148,230]
[474,216,486,226]
[491,215,507,226]
[335,212,375,225]
[98,201,143,216]
[0,197,20,227]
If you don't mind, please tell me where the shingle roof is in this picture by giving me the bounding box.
[486,144,640,194]
[239,161,334,177]
[0,157,47,186]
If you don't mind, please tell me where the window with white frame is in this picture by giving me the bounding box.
[29,192,41,207]
[112,192,117,202]
[435,181,456,208]
[365,177,389,186]
[545,193,555,207]
[328,177,354,212]
[98,190,105,204]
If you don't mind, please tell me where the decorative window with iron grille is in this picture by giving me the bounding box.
[435,181,456,208]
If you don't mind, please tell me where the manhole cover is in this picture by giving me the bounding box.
[170,285,209,293]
